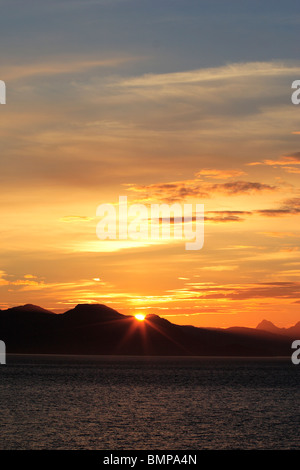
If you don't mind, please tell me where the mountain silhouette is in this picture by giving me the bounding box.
[256,319,300,337]
[0,303,296,356]
[256,319,280,333]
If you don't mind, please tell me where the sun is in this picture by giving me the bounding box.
[135,313,146,321]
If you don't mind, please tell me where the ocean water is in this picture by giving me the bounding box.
[0,355,299,450]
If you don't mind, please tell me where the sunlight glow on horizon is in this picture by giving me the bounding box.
[135,313,146,321]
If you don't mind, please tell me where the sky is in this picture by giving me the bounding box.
[1,0,300,328]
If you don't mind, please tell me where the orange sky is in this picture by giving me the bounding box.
[1,4,300,328]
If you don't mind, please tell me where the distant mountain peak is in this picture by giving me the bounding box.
[256,319,279,332]
[8,304,54,314]
[23,303,44,309]
[71,303,122,314]
[62,303,125,322]
[73,303,108,310]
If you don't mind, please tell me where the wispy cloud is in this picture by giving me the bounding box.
[125,176,277,203]
[170,281,300,302]
[249,152,300,169]
[60,215,95,223]
[256,197,300,217]
[3,56,139,81]
[205,210,252,223]
[196,169,246,179]
[116,61,300,88]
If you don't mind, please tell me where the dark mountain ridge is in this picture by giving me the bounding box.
[0,303,297,356]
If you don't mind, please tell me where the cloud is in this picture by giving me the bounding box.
[229,282,300,301]
[256,209,295,217]
[205,210,252,223]
[256,197,300,217]
[3,56,138,81]
[116,61,300,88]
[174,281,300,302]
[199,265,238,272]
[12,279,42,287]
[125,175,277,203]
[248,152,300,168]
[124,180,209,203]
[60,215,95,223]
[2,59,299,190]
[259,232,297,238]
[210,181,276,195]
[147,210,250,225]
[0,271,9,286]
[195,169,246,179]
[0,272,109,294]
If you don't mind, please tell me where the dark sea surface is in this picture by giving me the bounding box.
[0,355,299,450]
